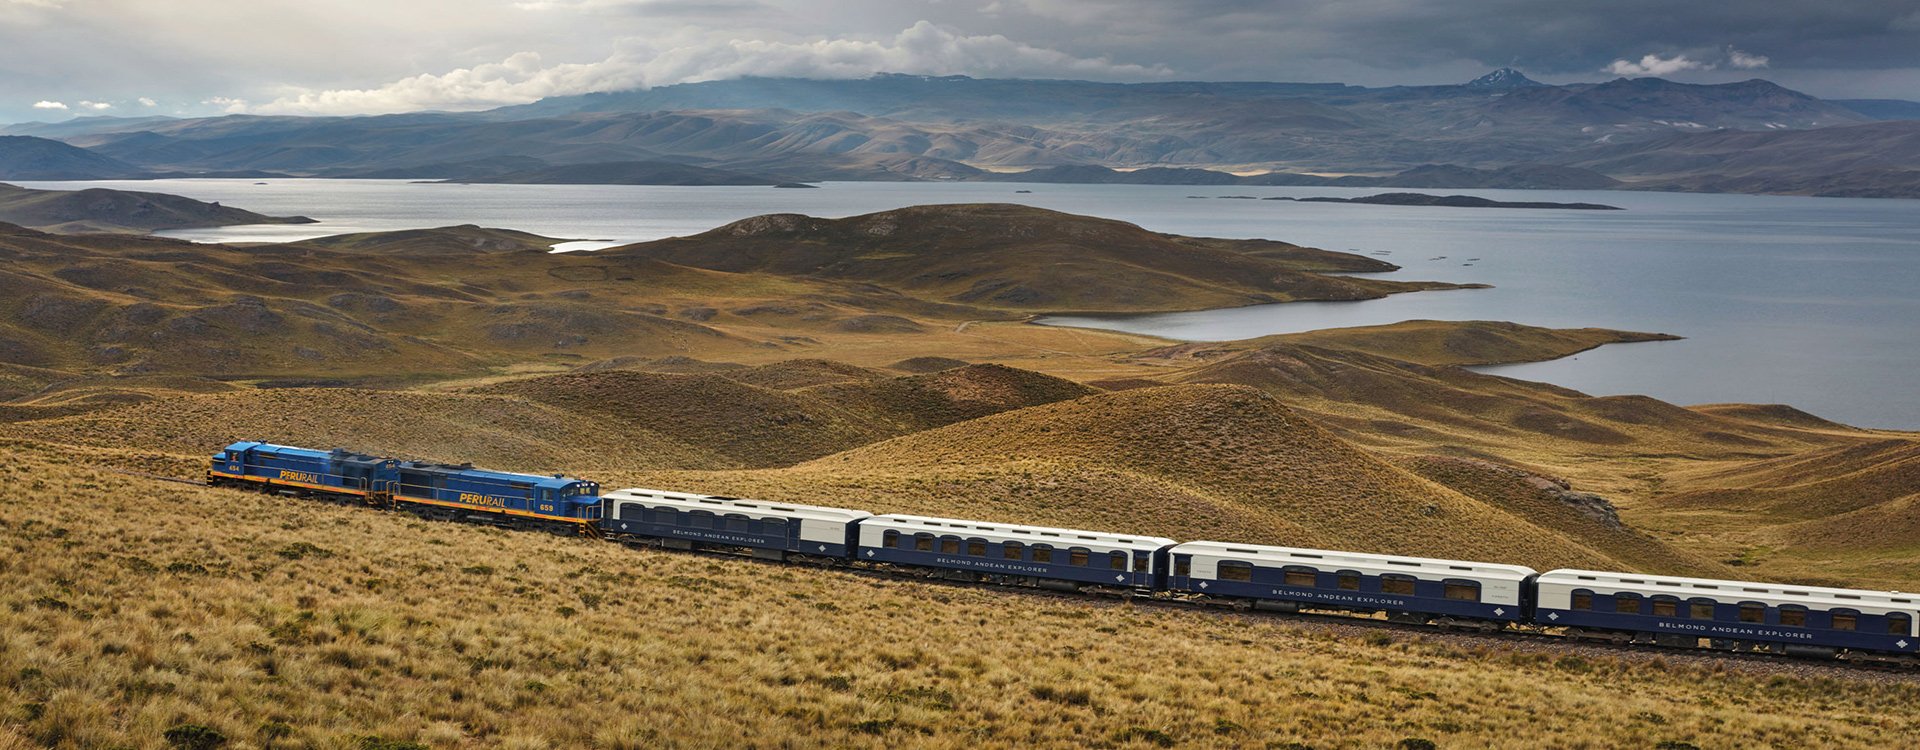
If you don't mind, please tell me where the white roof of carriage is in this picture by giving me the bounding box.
[1172,540,1537,582]
[603,487,872,523]
[864,514,1175,551]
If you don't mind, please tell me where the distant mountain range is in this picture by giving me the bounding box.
[3,71,1919,197]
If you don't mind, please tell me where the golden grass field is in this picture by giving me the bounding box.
[4,205,1919,747]
[3,440,1916,750]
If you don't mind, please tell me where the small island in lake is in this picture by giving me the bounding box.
[1270,192,1624,210]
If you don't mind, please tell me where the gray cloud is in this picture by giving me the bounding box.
[3,0,1918,122]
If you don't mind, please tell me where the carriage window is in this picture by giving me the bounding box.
[1571,592,1593,611]
[1831,612,1857,631]
[689,512,714,529]
[1033,546,1053,563]
[1069,549,1090,567]
[1134,555,1150,573]
[619,504,645,521]
[883,530,900,548]
[940,538,960,554]
[762,518,787,536]
[1739,603,1765,623]
[1779,606,1807,627]
[1381,575,1416,595]
[1218,561,1253,582]
[1444,582,1479,602]
[1890,613,1912,635]
[1690,600,1716,620]
[1615,594,1641,614]
[914,534,934,552]
[1110,552,1127,570]
[1337,572,1361,590]
[1651,597,1678,617]
[1175,557,1190,577]
[724,515,750,532]
[1284,569,1318,587]
[1003,542,1023,560]
[967,541,987,556]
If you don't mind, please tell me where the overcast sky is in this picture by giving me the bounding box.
[5,0,1919,123]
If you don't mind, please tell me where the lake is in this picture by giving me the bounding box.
[17,178,1920,429]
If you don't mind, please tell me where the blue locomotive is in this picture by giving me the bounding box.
[209,441,600,534]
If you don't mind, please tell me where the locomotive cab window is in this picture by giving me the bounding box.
[1380,574,1416,596]
[1283,568,1317,588]
[1443,581,1479,602]
[1779,605,1807,627]
[1218,561,1253,582]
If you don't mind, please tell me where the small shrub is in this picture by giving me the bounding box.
[258,721,294,740]
[1654,742,1700,750]
[276,542,333,560]
[1030,685,1093,707]
[851,719,895,735]
[461,564,495,576]
[1396,739,1437,750]
[163,724,228,750]
[1114,726,1175,747]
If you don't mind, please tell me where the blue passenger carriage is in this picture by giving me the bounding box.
[857,514,1176,590]
[600,488,872,560]
[1537,570,1920,661]
[1167,541,1537,627]
[393,460,601,533]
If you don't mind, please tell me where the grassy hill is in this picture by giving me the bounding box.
[2,438,1912,749]
[467,362,1099,468]
[620,384,1671,571]
[0,183,313,234]
[285,225,580,255]
[1142,319,1681,367]
[604,203,1467,313]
